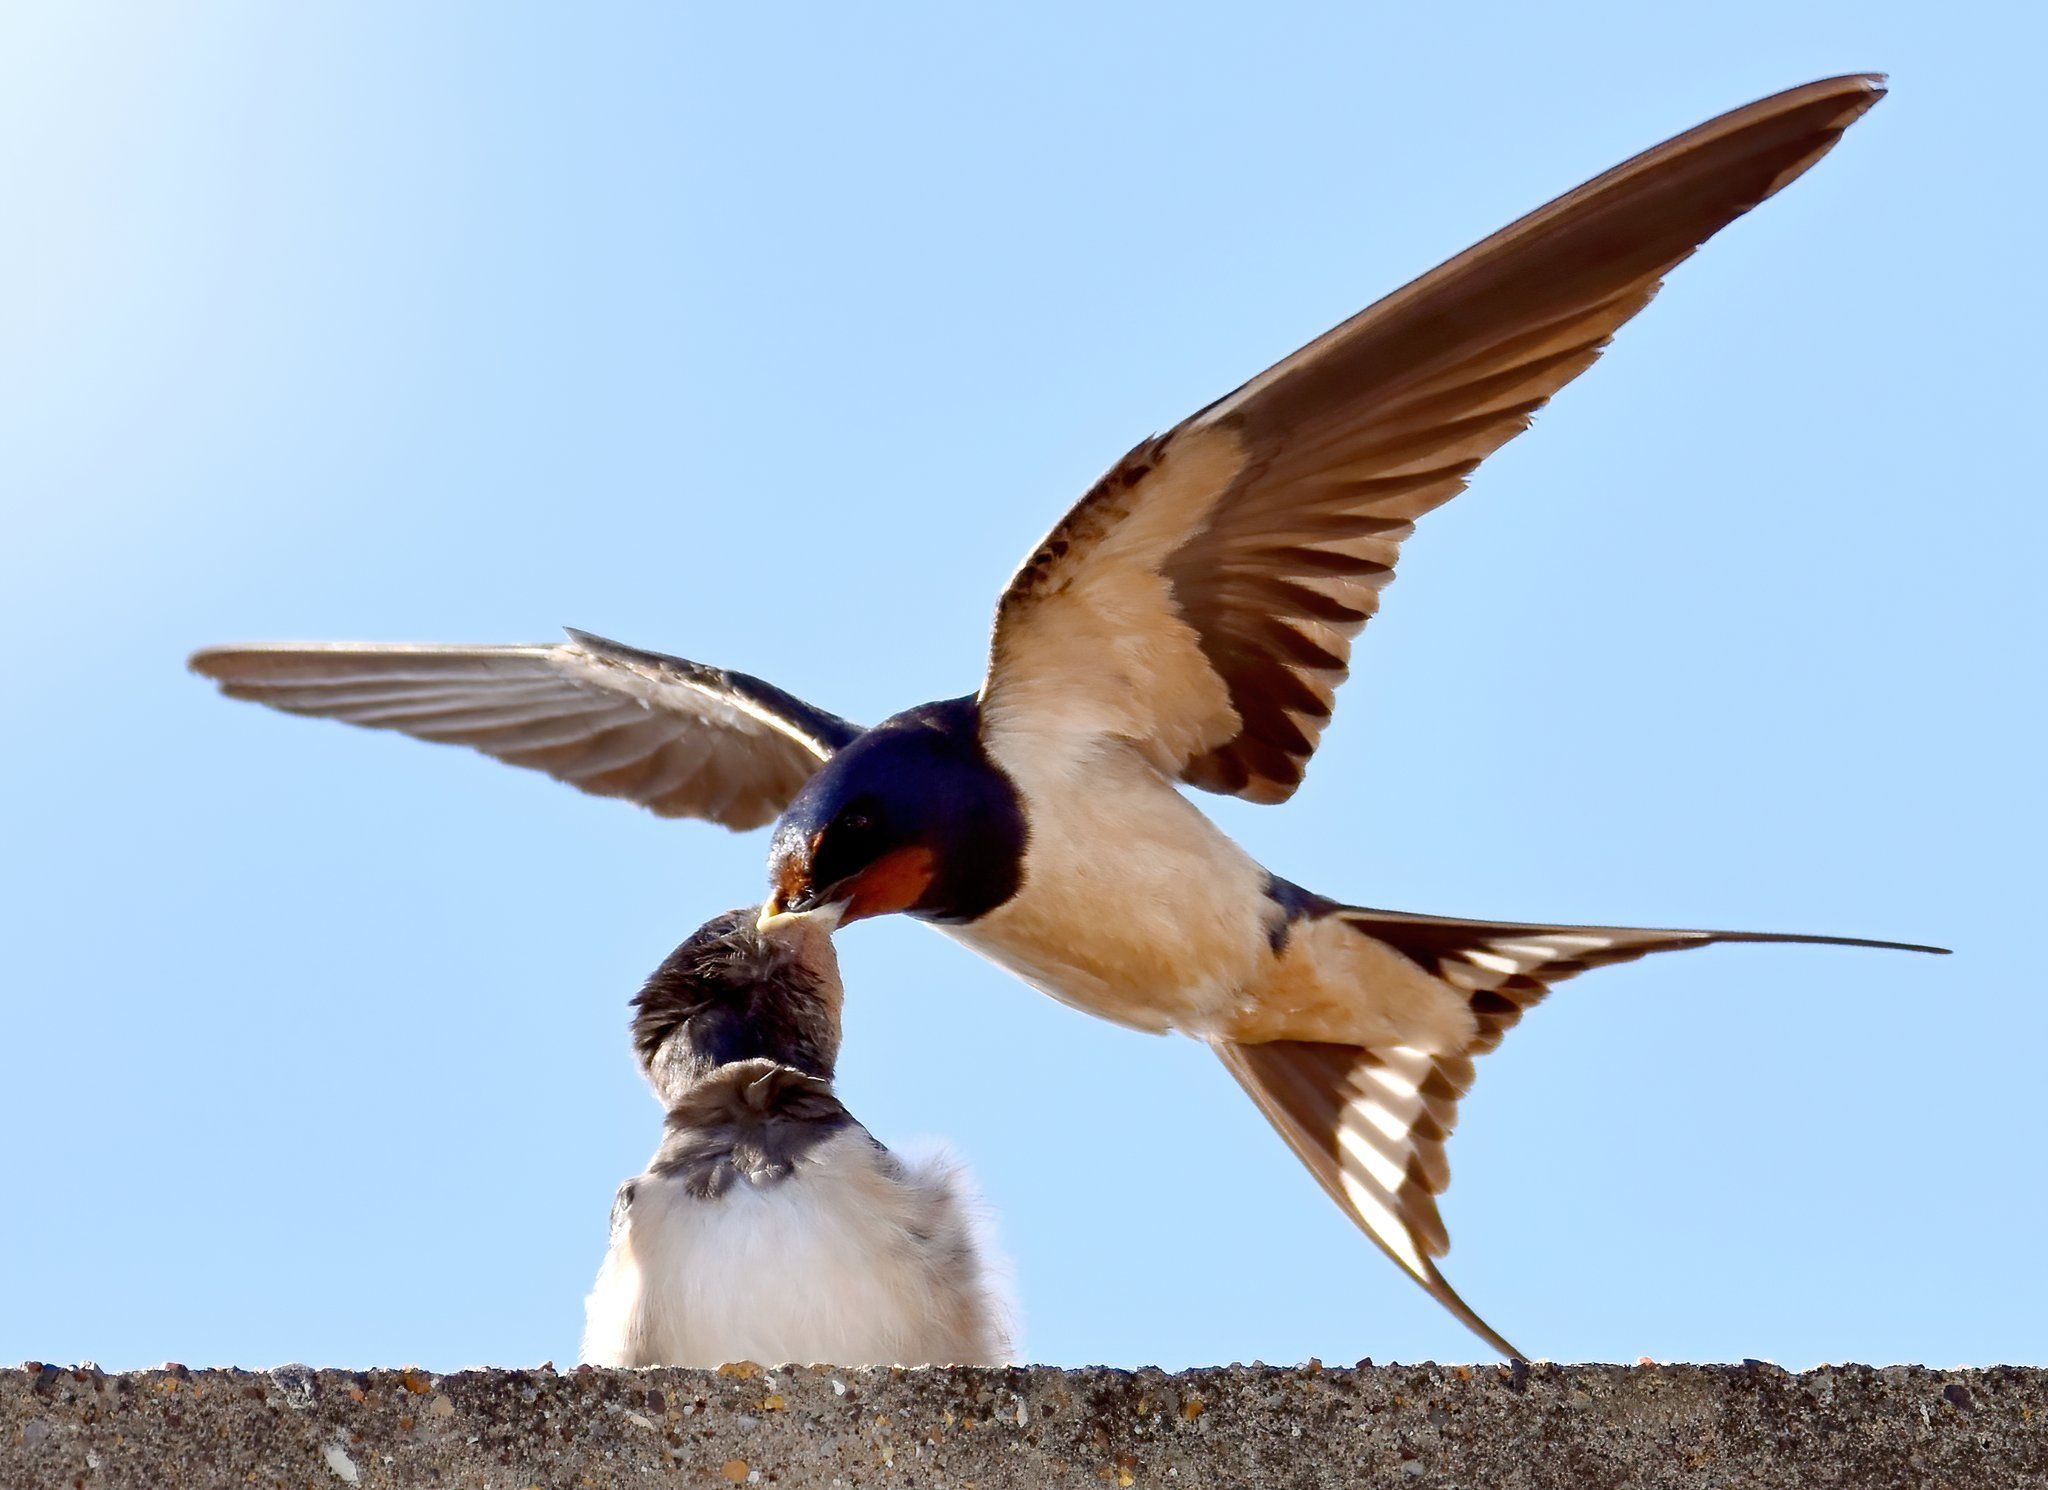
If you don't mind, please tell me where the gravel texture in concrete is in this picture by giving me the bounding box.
[4,1360,2043,1489]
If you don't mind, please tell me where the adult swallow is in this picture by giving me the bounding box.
[195,76,1940,1357]
[581,907,1011,1368]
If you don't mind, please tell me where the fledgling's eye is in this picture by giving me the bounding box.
[839,810,874,835]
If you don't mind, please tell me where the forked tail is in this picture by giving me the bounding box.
[1217,908,1946,1358]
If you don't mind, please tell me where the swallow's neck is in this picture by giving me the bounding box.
[649,1059,856,1199]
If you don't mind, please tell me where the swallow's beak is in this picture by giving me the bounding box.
[761,843,938,932]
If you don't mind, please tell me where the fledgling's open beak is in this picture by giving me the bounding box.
[756,895,848,937]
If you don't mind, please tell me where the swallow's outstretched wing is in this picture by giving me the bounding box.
[190,629,860,830]
[984,75,1884,803]
[1217,909,1944,1357]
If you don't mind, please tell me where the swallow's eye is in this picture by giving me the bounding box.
[837,808,876,836]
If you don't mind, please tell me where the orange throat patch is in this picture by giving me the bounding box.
[843,845,938,923]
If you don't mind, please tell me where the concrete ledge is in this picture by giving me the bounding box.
[5,1361,2044,1489]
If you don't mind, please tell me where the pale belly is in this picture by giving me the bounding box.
[948,734,1475,1052]
[940,758,1273,1036]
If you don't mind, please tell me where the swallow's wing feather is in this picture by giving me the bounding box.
[985,75,1884,801]
[189,629,861,830]
[1217,908,1942,1357]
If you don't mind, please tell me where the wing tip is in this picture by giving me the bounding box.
[1824,71,1888,125]
[187,644,287,683]
[1773,71,1887,112]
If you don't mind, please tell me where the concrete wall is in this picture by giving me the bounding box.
[5,1361,2043,1488]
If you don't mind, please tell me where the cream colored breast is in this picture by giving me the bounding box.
[958,730,1272,1036]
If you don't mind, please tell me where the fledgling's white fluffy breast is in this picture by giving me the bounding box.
[581,1128,1012,1369]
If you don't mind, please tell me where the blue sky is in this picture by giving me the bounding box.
[3,2,2041,1371]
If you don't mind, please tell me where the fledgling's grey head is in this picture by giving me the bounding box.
[630,905,844,1109]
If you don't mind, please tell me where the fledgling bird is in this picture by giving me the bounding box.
[580,907,1011,1369]
[196,76,1943,1357]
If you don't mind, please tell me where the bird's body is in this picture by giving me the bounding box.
[196,76,1942,1357]
[951,716,1459,1049]
[959,720,1275,1037]
[582,910,1010,1369]
[582,1080,1004,1369]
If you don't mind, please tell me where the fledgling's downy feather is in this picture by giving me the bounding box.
[580,909,1012,1368]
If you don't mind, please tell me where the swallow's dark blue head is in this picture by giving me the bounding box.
[763,696,1025,926]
